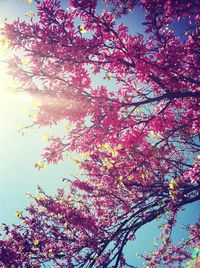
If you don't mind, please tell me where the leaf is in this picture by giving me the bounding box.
[25,10,35,18]
[34,161,46,170]
[149,130,156,138]
[169,179,178,190]
[102,143,110,150]
[169,182,175,190]
[78,25,87,33]
[15,211,22,217]
[105,72,112,80]
[33,239,39,245]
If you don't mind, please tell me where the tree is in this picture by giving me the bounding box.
[0,0,200,267]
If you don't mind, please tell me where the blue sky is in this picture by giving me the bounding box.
[0,1,199,267]
[0,1,77,225]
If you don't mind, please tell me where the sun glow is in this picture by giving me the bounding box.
[0,43,32,139]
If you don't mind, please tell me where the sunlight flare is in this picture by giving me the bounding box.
[0,44,32,135]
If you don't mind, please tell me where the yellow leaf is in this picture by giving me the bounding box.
[169,191,175,200]
[169,182,174,190]
[15,211,22,217]
[33,239,39,246]
[103,157,113,169]
[118,176,125,189]
[135,107,141,113]
[78,25,87,33]
[25,192,30,197]
[57,213,63,219]
[102,143,110,150]
[106,162,113,169]
[149,130,156,138]
[111,149,118,157]
[169,179,178,190]
[35,195,43,201]
[25,11,35,18]
[119,175,123,181]
[104,157,109,163]
[34,161,46,170]
[105,72,112,80]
